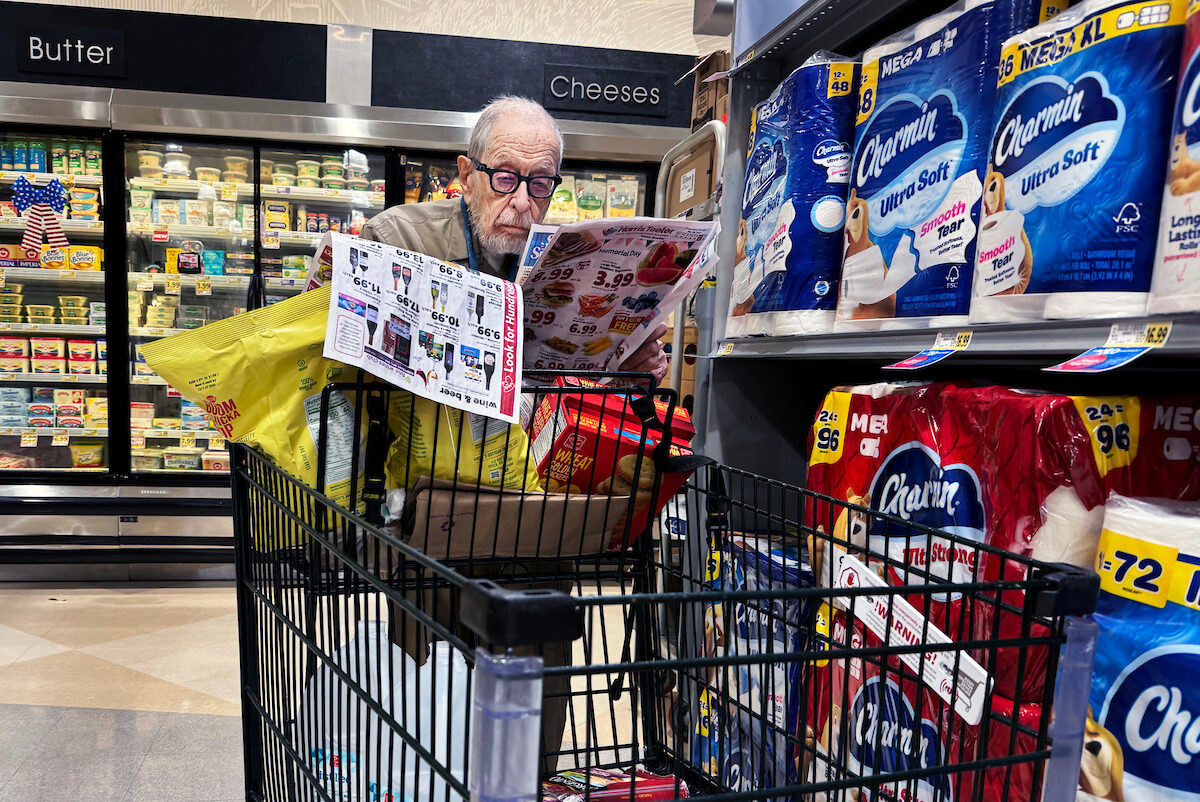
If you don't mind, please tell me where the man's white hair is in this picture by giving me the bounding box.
[467,96,564,168]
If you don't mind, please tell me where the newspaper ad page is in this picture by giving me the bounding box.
[321,233,523,423]
[519,218,718,371]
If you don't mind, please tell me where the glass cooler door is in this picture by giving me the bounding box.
[400,155,458,204]
[124,137,259,476]
[0,129,108,473]
[258,145,387,293]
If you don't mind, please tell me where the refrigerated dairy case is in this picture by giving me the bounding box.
[0,83,682,577]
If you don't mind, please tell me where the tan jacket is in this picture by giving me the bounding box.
[360,198,507,279]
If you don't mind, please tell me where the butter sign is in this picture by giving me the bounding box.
[18,27,125,77]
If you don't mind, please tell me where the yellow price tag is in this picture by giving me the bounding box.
[136,276,154,291]
[933,330,973,351]
[0,268,6,289]
[1107,321,1173,348]
[715,343,735,356]
[1072,396,1139,477]
[144,327,164,336]
[61,375,77,383]
[51,432,69,446]
[20,432,37,447]
[131,434,145,448]
[195,276,212,296]
[0,323,10,332]
[1097,528,1178,608]
[180,433,196,448]
[24,323,39,332]
[809,391,852,466]
[262,231,280,250]
[59,175,75,189]
[165,276,181,295]
[220,183,239,201]
[211,436,226,450]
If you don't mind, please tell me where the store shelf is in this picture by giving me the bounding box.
[130,327,184,338]
[0,322,105,336]
[127,223,320,249]
[0,373,106,383]
[0,466,107,472]
[130,375,168,385]
[138,429,222,439]
[0,171,102,187]
[127,177,384,208]
[128,272,250,290]
[731,0,912,71]
[137,468,228,475]
[0,427,108,437]
[0,267,106,285]
[715,314,1200,360]
[265,277,306,292]
[0,218,103,237]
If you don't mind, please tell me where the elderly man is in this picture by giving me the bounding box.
[362,95,668,381]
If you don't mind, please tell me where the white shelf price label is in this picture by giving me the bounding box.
[165,277,182,295]
[195,276,212,296]
[180,433,196,448]
[886,330,973,370]
[131,434,145,448]
[51,432,69,446]
[60,375,77,383]
[220,184,239,201]
[1047,321,1173,373]
[136,275,155,292]
[20,432,37,447]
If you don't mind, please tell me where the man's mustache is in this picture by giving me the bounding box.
[496,209,534,229]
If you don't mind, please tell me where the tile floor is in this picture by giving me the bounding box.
[0,583,244,801]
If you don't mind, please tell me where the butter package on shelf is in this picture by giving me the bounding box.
[84,414,108,428]
[153,199,180,226]
[261,200,291,232]
[0,338,26,358]
[0,358,29,373]
[39,245,67,269]
[67,246,102,271]
[84,396,107,414]
[152,417,181,430]
[56,416,83,428]
[55,402,81,417]
[67,360,95,375]
[183,199,210,227]
[30,358,64,374]
[56,389,85,406]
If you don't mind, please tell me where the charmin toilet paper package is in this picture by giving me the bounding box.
[1082,494,1200,802]
[837,0,1064,331]
[972,0,1186,324]
[727,53,858,338]
[1151,0,1200,314]
[806,382,1105,701]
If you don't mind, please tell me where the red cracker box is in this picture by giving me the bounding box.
[529,377,695,548]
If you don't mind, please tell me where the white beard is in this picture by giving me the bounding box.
[468,200,530,257]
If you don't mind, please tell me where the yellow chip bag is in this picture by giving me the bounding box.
[386,392,541,492]
[139,285,366,521]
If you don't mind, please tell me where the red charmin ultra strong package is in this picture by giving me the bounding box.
[803,382,1105,800]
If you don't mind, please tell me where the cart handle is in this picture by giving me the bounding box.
[460,578,584,648]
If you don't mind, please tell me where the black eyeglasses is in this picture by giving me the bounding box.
[471,159,562,199]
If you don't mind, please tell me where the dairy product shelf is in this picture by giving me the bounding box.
[0,427,108,437]
[0,373,106,383]
[0,218,103,237]
[127,176,384,208]
[0,267,106,285]
[0,323,104,336]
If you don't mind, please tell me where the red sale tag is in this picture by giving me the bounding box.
[152,229,170,243]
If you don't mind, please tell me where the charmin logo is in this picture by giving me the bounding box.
[203,395,240,438]
[852,93,966,235]
[990,72,1123,213]
[1101,646,1200,792]
[847,676,951,800]
[814,139,849,161]
[742,139,787,215]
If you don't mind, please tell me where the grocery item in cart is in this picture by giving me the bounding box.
[140,284,369,521]
[1084,494,1200,802]
[974,0,1185,323]
[541,768,689,801]
[1153,0,1200,313]
[720,533,814,791]
[727,52,857,338]
[836,0,1063,330]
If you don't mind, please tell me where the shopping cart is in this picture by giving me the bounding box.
[231,372,1099,802]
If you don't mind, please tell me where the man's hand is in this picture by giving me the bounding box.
[618,323,669,384]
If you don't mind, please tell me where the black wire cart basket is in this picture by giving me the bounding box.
[231,371,1099,802]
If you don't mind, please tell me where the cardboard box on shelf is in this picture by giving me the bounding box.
[664,324,699,403]
[665,144,715,218]
[687,50,729,130]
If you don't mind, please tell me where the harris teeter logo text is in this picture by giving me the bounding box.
[852,92,966,237]
[991,72,1123,214]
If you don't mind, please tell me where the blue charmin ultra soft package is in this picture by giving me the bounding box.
[1085,494,1200,802]
[727,52,858,337]
[720,534,813,792]
[837,0,1067,330]
[972,0,1185,323]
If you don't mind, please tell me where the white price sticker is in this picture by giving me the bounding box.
[1107,321,1172,348]
[20,432,37,447]
[932,330,973,351]
[715,342,735,356]
[834,553,991,725]
[51,432,69,446]
[195,276,212,296]
[136,276,154,291]
[165,276,181,295]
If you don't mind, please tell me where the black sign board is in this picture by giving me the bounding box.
[543,64,668,118]
[17,26,126,78]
